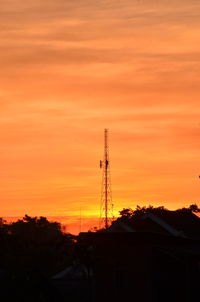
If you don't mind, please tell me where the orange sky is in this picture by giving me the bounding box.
[0,0,200,233]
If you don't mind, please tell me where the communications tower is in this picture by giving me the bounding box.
[100,129,113,229]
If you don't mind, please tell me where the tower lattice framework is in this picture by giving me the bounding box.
[100,129,113,229]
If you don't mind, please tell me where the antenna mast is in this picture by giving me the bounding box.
[100,129,113,229]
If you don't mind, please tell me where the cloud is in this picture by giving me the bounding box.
[0,0,200,217]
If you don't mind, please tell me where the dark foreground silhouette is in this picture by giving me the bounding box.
[0,215,75,301]
[0,205,199,301]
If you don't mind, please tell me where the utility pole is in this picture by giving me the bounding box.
[100,129,113,229]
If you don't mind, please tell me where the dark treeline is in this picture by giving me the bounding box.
[0,204,199,275]
[0,204,199,301]
[0,215,76,301]
[118,203,200,219]
[0,215,75,277]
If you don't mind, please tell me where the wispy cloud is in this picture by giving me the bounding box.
[0,0,200,221]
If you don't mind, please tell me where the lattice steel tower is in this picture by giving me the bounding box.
[100,129,113,229]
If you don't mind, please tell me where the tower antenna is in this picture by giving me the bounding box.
[100,129,113,229]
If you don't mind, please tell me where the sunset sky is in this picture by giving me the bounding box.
[1,0,200,233]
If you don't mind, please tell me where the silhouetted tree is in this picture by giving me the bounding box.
[119,204,200,221]
[0,215,75,278]
[177,204,200,213]
[119,208,134,219]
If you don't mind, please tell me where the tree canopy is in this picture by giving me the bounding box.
[0,215,75,278]
[119,204,200,220]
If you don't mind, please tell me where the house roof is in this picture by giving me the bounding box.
[109,211,200,239]
[147,211,200,239]
[110,217,170,235]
